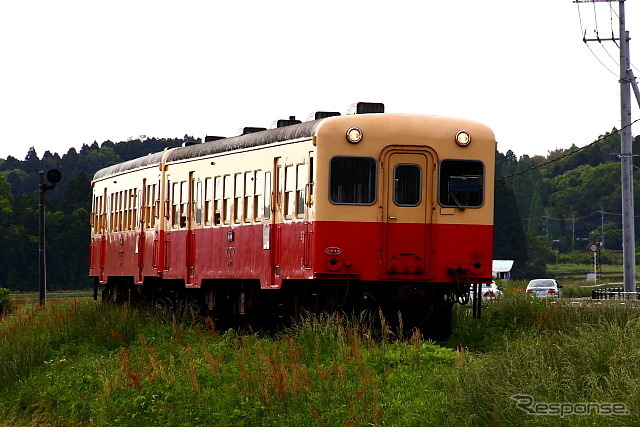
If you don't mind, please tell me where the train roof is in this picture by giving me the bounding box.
[92,112,494,181]
[93,119,324,181]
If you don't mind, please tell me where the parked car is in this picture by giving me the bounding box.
[470,281,503,300]
[526,279,562,298]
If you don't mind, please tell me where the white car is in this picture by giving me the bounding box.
[470,282,503,300]
[526,279,562,298]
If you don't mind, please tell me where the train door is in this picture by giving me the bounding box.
[186,171,196,286]
[382,149,433,276]
[268,157,283,288]
[136,179,146,284]
[97,188,107,283]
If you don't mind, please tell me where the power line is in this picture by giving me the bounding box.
[577,2,619,76]
[496,118,640,180]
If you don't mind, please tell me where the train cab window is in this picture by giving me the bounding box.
[394,164,421,207]
[329,156,376,205]
[439,160,484,208]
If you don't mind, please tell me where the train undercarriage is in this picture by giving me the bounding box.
[98,277,468,340]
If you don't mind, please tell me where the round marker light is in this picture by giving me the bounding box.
[346,127,363,144]
[455,130,471,146]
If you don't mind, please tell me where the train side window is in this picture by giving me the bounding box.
[109,193,114,232]
[296,164,307,216]
[97,195,103,233]
[438,160,484,208]
[143,185,150,229]
[214,176,223,225]
[196,180,203,226]
[204,178,212,226]
[308,153,315,201]
[118,191,124,231]
[329,156,376,205]
[172,182,179,228]
[91,196,97,231]
[92,195,97,232]
[234,173,243,224]
[180,181,187,228]
[132,189,138,230]
[126,190,132,230]
[223,175,233,225]
[134,189,140,229]
[244,172,254,223]
[254,171,263,221]
[151,183,158,228]
[394,164,422,207]
[284,165,295,219]
[121,190,126,230]
[131,189,136,230]
[264,171,271,220]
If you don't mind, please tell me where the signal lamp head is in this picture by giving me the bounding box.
[346,127,363,144]
[455,130,471,147]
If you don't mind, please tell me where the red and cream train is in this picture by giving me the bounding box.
[89,103,495,336]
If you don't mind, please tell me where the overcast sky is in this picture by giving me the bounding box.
[1,0,638,160]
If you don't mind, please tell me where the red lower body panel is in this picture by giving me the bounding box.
[90,221,493,287]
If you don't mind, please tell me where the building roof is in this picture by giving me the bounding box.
[492,260,514,273]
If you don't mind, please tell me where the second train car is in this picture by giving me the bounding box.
[89,102,495,337]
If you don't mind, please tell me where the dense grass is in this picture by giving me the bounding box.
[0,302,457,426]
[2,296,640,425]
[448,295,640,425]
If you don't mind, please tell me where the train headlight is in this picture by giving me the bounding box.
[455,130,471,147]
[346,127,363,144]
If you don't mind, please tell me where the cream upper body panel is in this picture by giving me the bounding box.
[313,114,496,225]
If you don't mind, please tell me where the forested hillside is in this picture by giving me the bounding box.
[0,129,637,290]
[0,137,186,291]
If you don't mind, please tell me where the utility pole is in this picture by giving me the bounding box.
[571,216,576,250]
[618,1,636,294]
[576,0,636,293]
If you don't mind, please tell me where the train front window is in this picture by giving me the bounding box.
[393,164,421,206]
[329,156,376,205]
[439,160,484,208]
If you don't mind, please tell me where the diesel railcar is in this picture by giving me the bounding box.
[89,102,495,336]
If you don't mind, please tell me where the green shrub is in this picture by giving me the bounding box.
[0,287,12,315]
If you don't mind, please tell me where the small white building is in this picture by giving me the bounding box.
[493,260,514,280]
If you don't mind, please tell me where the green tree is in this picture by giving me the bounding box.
[493,180,528,279]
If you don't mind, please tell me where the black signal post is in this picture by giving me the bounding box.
[39,169,61,306]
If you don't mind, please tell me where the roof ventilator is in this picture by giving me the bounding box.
[204,135,225,142]
[241,127,267,135]
[346,102,385,115]
[272,116,302,129]
[307,111,341,121]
